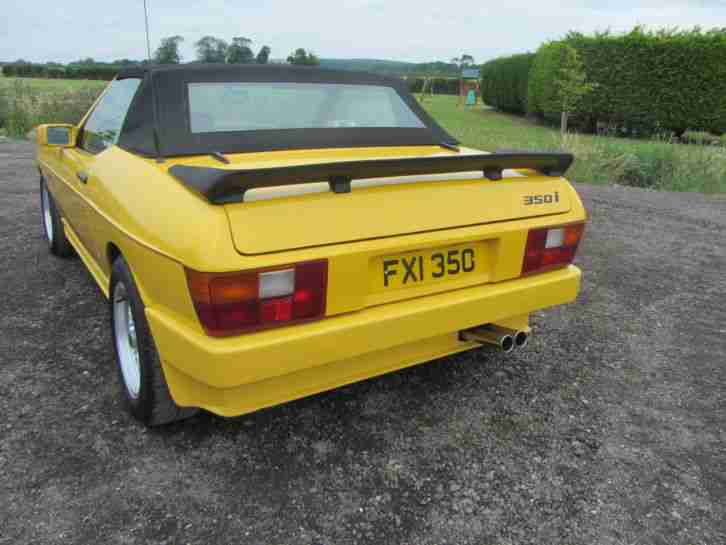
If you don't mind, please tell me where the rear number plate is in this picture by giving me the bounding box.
[379,244,480,290]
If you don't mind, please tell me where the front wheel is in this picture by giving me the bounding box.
[40,178,74,257]
[110,257,198,426]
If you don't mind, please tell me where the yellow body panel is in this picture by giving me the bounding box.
[37,130,587,417]
[147,266,579,416]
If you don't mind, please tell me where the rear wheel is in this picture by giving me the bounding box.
[110,257,198,426]
[40,178,74,257]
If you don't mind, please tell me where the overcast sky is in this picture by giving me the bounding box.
[3,0,726,64]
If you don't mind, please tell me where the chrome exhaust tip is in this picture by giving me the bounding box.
[514,330,529,349]
[460,325,515,354]
[500,334,515,354]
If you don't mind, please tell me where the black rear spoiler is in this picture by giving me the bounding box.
[168,151,574,204]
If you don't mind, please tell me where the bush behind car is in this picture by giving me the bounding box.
[526,28,726,137]
[480,53,535,115]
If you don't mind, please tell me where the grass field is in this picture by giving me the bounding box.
[419,95,726,193]
[0,76,107,92]
[0,77,105,138]
[0,77,724,193]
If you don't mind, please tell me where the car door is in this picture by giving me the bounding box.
[39,142,84,238]
[61,77,142,267]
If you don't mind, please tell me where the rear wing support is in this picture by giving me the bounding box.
[168,151,574,204]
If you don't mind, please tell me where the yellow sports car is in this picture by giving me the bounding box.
[36,65,586,426]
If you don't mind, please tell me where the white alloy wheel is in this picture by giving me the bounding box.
[41,184,54,242]
[113,282,141,398]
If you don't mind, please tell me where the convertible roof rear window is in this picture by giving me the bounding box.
[115,64,456,157]
[187,82,425,133]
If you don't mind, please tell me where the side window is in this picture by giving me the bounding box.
[81,78,141,154]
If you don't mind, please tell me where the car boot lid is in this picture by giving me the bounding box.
[163,146,575,255]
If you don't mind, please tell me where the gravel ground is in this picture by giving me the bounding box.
[1,139,725,545]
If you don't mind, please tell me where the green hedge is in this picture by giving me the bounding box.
[528,28,726,135]
[527,42,565,124]
[2,64,119,80]
[480,53,534,114]
[407,77,459,95]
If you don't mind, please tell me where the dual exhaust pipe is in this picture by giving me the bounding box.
[459,324,530,354]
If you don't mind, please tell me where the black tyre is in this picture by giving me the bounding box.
[40,177,74,257]
[109,257,198,426]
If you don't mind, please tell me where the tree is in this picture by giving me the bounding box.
[256,45,271,64]
[153,36,184,64]
[553,44,594,133]
[112,58,141,66]
[451,54,475,68]
[195,36,229,63]
[227,37,255,64]
[287,48,319,66]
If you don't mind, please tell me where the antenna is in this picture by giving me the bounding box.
[142,0,164,162]
[143,0,152,62]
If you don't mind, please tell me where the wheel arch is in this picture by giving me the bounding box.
[106,240,144,304]
[107,241,122,268]
[105,236,198,330]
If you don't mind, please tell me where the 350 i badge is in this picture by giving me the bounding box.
[523,191,560,205]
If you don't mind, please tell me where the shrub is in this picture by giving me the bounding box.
[479,53,534,114]
[64,65,118,81]
[528,28,726,135]
[529,42,595,133]
[555,131,726,192]
[527,43,558,123]
[681,131,722,146]
[2,63,118,81]
[0,87,7,130]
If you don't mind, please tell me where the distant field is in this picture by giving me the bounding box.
[419,95,726,193]
[0,76,107,92]
[0,77,104,138]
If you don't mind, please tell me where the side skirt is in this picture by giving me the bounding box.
[62,218,110,299]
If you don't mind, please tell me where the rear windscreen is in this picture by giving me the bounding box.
[187,82,425,133]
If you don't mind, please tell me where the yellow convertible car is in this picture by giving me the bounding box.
[36,65,586,426]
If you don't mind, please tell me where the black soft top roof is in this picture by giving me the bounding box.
[114,64,457,158]
[116,63,412,84]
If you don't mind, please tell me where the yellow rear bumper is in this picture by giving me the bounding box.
[146,265,581,416]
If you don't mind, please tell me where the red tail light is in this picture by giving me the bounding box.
[186,260,327,337]
[522,223,585,275]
